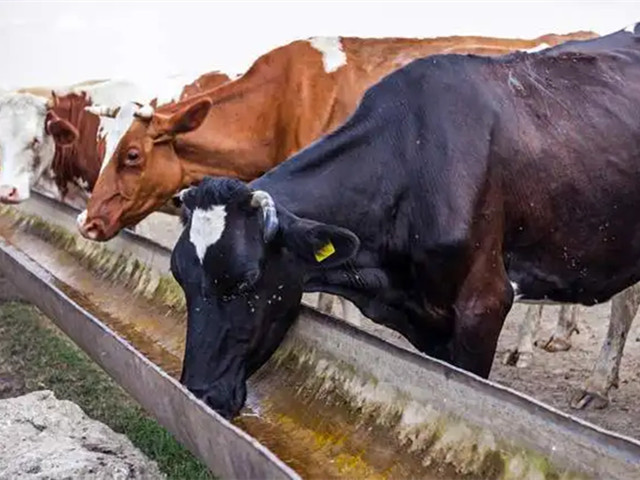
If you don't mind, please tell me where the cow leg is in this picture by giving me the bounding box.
[452,256,513,377]
[503,304,543,368]
[536,304,579,352]
[570,286,638,409]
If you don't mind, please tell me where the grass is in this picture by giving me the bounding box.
[0,301,214,480]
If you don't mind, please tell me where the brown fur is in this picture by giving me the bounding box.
[46,73,231,199]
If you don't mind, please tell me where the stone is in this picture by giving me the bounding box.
[0,390,164,479]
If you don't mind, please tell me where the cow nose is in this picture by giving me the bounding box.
[77,211,106,240]
[0,186,20,204]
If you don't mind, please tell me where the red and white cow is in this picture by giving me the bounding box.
[0,71,230,206]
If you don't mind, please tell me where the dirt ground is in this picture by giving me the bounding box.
[492,301,640,440]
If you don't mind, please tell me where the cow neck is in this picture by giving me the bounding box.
[179,71,231,101]
[168,62,287,187]
[251,111,393,245]
[51,93,103,197]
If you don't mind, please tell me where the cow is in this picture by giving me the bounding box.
[77,32,597,350]
[0,72,230,206]
[488,25,640,409]
[168,24,640,418]
[0,92,58,203]
[79,32,597,241]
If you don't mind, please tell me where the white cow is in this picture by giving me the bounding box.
[0,93,55,202]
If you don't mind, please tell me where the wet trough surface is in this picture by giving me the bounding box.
[1,200,639,479]
[0,214,445,479]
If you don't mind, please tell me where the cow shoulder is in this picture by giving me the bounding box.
[374,55,499,252]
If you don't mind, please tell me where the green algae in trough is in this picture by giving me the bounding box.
[0,204,186,312]
[0,197,636,479]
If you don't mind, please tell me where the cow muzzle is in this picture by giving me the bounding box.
[77,210,113,241]
[0,185,25,204]
[187,381,247,419]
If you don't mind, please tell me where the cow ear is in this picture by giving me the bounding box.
[158,99,212,136]
[46,112,78,146]
[282,216,359,268]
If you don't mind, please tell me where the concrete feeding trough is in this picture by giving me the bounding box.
[0,189,637,479]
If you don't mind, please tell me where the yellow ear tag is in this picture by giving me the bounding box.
[314,240,336,262]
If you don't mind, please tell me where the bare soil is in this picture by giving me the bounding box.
[492,301,640,440]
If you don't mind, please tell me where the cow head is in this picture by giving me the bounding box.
[0,93,77,203]
[171,177,359,418]
[77,98,212,241]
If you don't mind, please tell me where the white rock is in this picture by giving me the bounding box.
[0,390,164,479]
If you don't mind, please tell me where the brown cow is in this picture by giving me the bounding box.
[79,32,596,241]
[48,72,232,201]
[0,72,230,206]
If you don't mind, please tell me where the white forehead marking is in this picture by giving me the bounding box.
[98,102,140,173]
[308,37,347,73]
[625,24,636,33]
[523,42,550,53]
[190,205,227,263]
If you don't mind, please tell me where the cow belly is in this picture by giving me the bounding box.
[507,261,640,307]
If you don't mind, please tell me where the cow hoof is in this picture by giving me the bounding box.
[516,351,532,368]
[535,335,572,352]
[502,350,518,366]
[570,389,610,410]
[502,349,531,368]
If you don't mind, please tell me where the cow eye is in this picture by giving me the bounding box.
[124,148,141,166]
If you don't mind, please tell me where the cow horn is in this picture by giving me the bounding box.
[251,190,279,242]
[172,186,196,208]
[133,104,154,120]
[85,105,119,118]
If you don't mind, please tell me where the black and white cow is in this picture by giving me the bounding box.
[171,25,640,417]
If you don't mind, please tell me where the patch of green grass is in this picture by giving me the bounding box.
[0,301,214,480]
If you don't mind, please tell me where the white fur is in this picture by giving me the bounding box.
[511,280,566,306]
[73,176,90,191]
[98,103,139,173]
[0,93,55,201]
[308,37,347,73]
[523,42,550,53]
[190,205,227,263]
[78,75,198,173]
[135,104,154,119]
[73,79,158,174]
[510,281,521,300]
